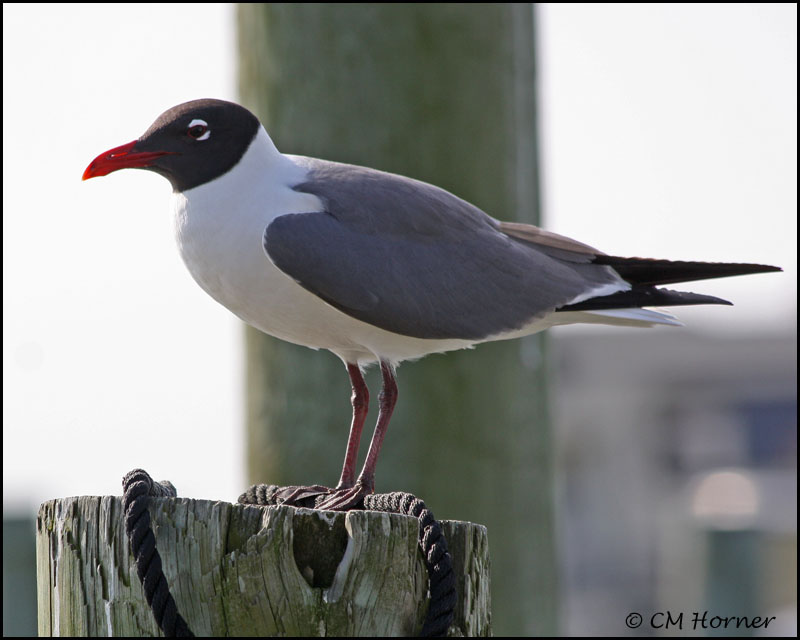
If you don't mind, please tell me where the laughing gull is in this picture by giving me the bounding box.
[83,98,780,510]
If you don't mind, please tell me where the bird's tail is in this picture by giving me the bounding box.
[555,257,781,325]
[555,308,683,328]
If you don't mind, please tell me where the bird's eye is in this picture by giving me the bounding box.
[186,119,210,141]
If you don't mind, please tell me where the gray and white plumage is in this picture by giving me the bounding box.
[169,130,654,366]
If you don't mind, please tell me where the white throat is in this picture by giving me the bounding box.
[170,126,324,332]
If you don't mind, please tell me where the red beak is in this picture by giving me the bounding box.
[82,141,177,180]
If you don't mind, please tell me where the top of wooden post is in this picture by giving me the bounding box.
[37,495,491,636]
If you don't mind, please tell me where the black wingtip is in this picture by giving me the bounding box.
[745,263,783,275]
[593,256,783,287]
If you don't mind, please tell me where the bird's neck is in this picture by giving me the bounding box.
[173,125,323,242]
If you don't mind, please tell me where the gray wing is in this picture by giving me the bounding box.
[264,157,621,340]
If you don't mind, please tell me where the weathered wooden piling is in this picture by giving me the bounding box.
[37,496,491,636]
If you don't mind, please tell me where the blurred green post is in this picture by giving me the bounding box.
[237,4,556,634]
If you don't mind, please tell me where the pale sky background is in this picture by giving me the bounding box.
[3,4,796,514]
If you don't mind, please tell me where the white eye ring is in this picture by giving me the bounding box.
[187,118,211,141]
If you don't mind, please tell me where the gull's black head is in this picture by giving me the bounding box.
[83,99,261,192]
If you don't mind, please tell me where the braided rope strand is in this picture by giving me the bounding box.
[122,469,194,637]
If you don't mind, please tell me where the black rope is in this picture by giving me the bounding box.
[239,486,457,637]
[122,469,194,637]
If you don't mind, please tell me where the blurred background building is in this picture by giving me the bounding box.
[552,327,796,636]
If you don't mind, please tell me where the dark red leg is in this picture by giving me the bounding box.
[354,361,397,492]
[335,363,370,490]
[316,360,397,510]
